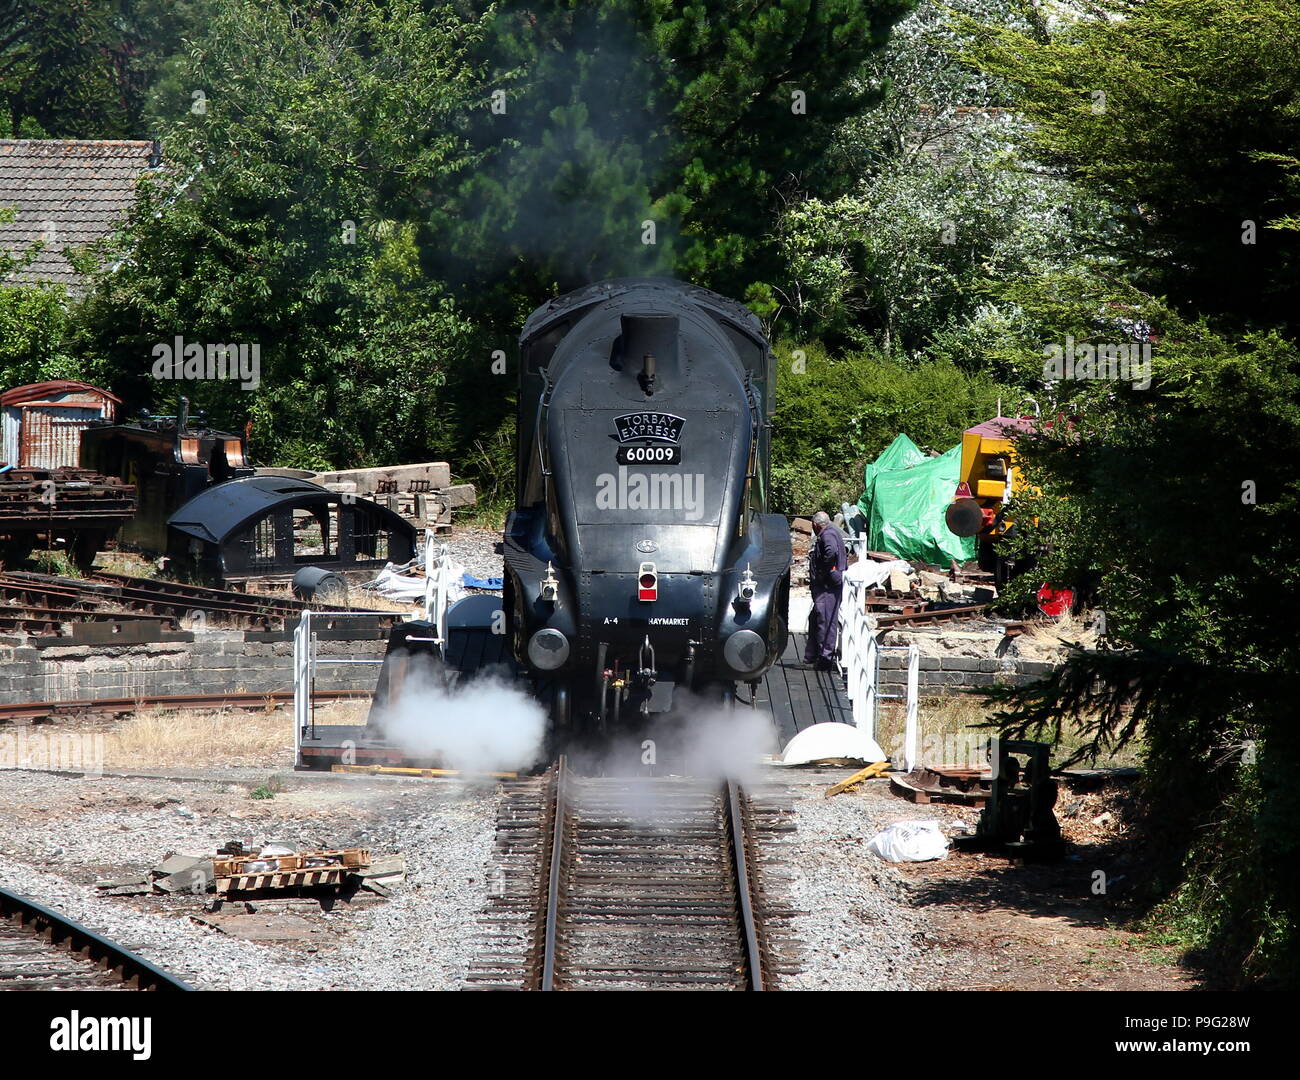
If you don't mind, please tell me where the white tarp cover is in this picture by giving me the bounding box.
[780,722,887,766]
[364,560,467,605]
[844,558,913,590]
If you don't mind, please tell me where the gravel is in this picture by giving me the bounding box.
[0,853,342,991]
[0,757,948,992]
[441,526,505,586]
[0,767,503,991]
[328,780,501,990]
[774,769,930,990]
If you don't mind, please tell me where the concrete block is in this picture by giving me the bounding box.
[940,657,981,672]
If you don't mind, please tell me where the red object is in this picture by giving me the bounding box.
[1036,584,1073,617]
[954,481,973,499]
[638,563,657,602]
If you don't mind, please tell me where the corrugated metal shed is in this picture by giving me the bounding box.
[1,380,120,469]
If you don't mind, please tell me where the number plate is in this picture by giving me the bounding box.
[617,445,682,465]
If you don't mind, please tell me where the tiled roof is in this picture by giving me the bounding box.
[0,139,159,293]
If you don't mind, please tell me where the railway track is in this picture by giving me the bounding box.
[0,570,384,636]
[469,759,797,991]
[873,602,993,627]
[0,688,368,724]
[0,885,192,991]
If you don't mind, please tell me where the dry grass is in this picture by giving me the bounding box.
[346,591,420,613]
[93,550,162,579]
[102,696,374,768]
[1020,611,1097,649]
[877,694,1142,771]
[104,706,294,769]
[307,698,371,726]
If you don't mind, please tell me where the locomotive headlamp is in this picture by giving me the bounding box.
[540,562,559,603]
[723,629,765,676]
[638,562,658,601]
[736,565,756,606]
[527,628,570,670]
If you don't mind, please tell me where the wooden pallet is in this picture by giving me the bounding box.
[215,868,345,893]
[212,848,370,893]
[891,768,992,807]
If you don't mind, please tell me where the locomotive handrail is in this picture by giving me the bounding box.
[536,371,554,479]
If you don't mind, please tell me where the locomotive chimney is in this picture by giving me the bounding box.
[617,314,678,395]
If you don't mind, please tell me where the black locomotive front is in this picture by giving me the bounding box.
[504,278,790,734]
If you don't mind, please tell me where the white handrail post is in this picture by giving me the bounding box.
[293,609,313,760]
[863,632,878,740]
[838,578,855,678]
[903,643,920,771]
[422,532,451,649]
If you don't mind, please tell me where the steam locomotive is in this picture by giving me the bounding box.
[504,278,791,736]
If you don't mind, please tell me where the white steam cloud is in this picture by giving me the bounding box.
[374,666,547,774]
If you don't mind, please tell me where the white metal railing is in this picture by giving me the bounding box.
[422,532,454,647]
[838,540,920,765]
[292,610,391,763]
[293,533,460,765]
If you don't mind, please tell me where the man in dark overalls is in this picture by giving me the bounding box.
[805,511,847,670]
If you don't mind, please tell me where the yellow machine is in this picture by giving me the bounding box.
[944,415,1037,582]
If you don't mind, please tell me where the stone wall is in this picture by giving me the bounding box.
[876,649,1058,695]
[0,630,388,704]
[0,628,1058,706]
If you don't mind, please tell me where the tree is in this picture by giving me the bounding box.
[78,0,496,471]
[0,1,227,138]
[969,0,1300,985]
[972,0,1300,335]
[447,0,915,316]
[768,0,1113,356]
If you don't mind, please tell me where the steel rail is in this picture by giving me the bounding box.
[724,779,765,991]
[0,885,194,991]
[873,602,992,627]
[539,755,568,991]
[0,688,368,723]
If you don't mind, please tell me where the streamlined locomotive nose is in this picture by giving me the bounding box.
[506,278,791,731]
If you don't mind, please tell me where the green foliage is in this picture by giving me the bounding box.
[769,341,1003,514]
[0,0,222,138]
[27,549,81,577]
[0,280,80,385]
[769,0,1113,354]
[0,0,129,137]
[985,312,1300,984]
[952,0,1300,985]
[0,206,103,386]
[456,0,915,308]
[79,0,495,469]
[969,0,1300,335]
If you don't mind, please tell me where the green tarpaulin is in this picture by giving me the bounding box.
[855,433,975,566]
